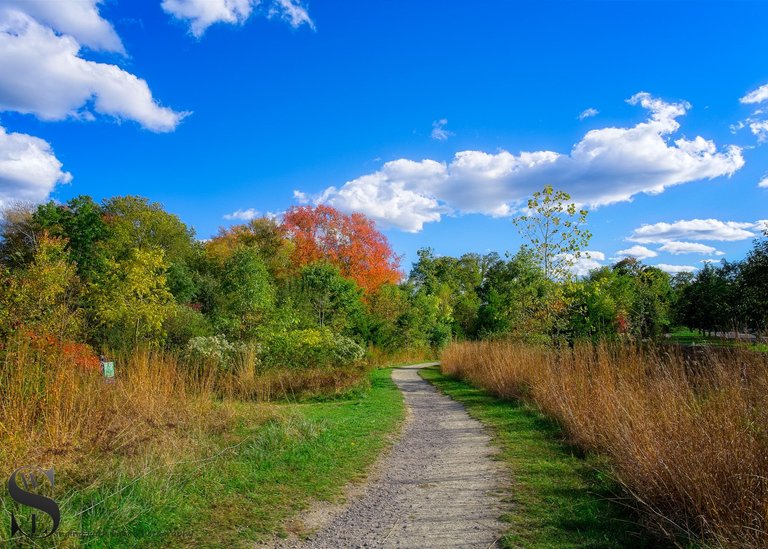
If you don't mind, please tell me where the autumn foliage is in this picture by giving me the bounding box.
[282,205,402,293]
[24,331,101,371]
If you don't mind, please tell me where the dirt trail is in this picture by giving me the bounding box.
[274,363,508,549]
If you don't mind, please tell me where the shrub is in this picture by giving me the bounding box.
[185,335,238,370]
[164,304,213,348]
[261,328,365,370]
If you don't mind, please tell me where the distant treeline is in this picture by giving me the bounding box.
[1,195,767,368]
[409,240,768,343]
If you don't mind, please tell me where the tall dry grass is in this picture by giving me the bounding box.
[442,340,768,548]
[0,334,376,476]
[366,344,435,368]
[0,336,226,477]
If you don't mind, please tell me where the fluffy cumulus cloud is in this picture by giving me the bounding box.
[566,250,605,277]
[163,0,314,37]
[0,1,186,206]
[578,107,599,120]
[655,264,697,275]
[297,160,449,233]
[1,0,124,53]
[741,84,768,105]
[0,124,71,207]
[224,207,260,221]
[431,119,453,141]
[629,219,759,243]
[760,176,768,189]
[298,93,744,232]
[658,241,724,255]
[615,245,657,260]
[0,8,186,131]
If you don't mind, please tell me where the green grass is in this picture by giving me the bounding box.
[667,328,768,353]
[420,366,669,549]
[2,368,404,548]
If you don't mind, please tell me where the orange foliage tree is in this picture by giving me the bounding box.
[281,205,402,294]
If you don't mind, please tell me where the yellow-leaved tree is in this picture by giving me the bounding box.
[91,247,174,348]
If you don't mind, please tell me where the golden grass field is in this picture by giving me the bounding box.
[441,340,768,548]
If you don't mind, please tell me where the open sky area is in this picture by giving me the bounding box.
[1,0,767,274]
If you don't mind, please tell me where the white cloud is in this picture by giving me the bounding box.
[578,107,599,120]
[759,176,768,188]
[162,0,253,36]
[0,10,186,131]
[301,160,449,232]
[658,241,724,255]
[736,85,768,140]
[655,264,697,274]
[749,119,768,141]
[615,245,657,260]
[629,219,758,243]
[1,0,125,53]
[741,83,768,105]
[163,0,314,37]
[299,93,743,232]
[269,0,314,29]
[0,124,71,207]
[224,208,260,221]
[560,250,605,277]
[431,119,453,141]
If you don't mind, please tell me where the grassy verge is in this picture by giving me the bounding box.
[667,328,768,352]
[2,367,404,548]
[420,366,667,549]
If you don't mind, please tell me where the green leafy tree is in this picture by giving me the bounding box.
[512,185,591,280]
[408,249,492,338]
[214,248,275,339]
[91,247,174,348]
[35,196,108,280]
[363,283,411,350]
[477,248,553,340]
[629,266,672,338]
[739,232,768,334]
[297,262,363,332]
[0,235,83,340]
[102,196,195,262]
[565,269,621,341]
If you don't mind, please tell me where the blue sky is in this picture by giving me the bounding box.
[1,0,767,275]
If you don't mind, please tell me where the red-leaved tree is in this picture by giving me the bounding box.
[282,205,402,294]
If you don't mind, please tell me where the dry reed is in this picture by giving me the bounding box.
[441,340,768,548]
[0,336,223,476]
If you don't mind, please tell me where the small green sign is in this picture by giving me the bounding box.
[102,361,115,379]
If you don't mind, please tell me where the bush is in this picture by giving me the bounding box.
[164,304,213,348]
[185,335,238,370]
[261,328,365,370]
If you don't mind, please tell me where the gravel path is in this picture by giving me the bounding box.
[275,363,508,549]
